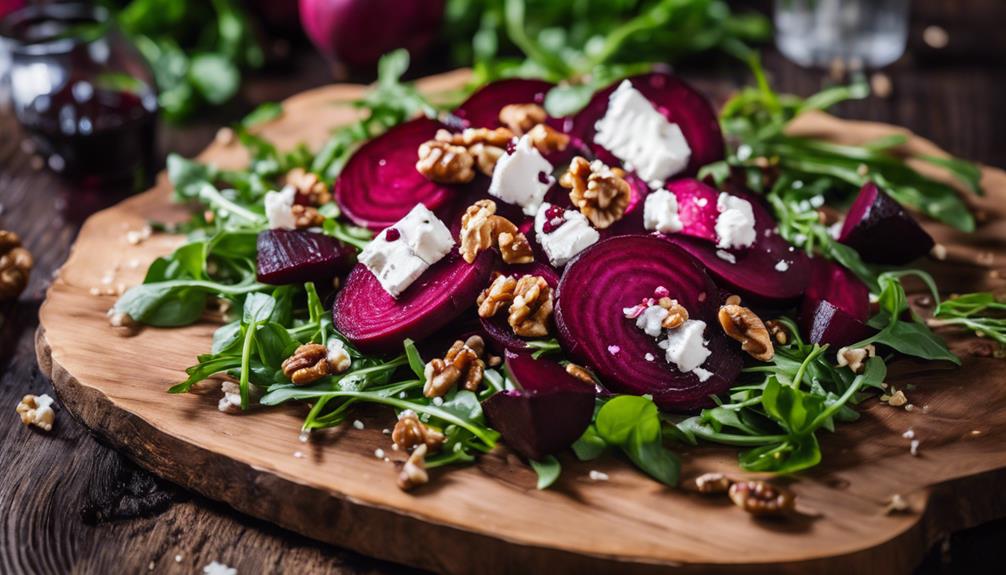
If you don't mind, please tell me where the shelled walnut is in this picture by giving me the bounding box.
[508,275,553,337]
[526,123,569,155]
[499,103,547,135]
[0,230,32,301]
[434,127,514,176]
[423,335,486,397]
[718,302,774,361]
[416,140,475,184]
[397,443,429,491]
[291,205,324,229]
[560,157,631,229]
[477,274,517,318]
[285,167,330,206]
[16,394,55,431]
[392,410,445,452]
[281,342,350,385]
[728,480,796,516]
[458,200,533,264]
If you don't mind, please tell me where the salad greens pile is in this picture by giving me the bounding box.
[111,21,1002,489]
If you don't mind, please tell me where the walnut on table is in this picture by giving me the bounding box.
[16,394,55,431]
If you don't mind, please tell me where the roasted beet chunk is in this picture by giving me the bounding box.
[257,229,356,285]
[799,259,874,348]
[838,182,935,265]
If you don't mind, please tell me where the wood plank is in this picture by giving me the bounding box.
[34,71,1006,574]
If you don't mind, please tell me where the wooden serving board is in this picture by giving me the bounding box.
[36,71,1006,574]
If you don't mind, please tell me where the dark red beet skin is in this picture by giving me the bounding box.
[335,117,462,231]
[661,179,811,304]
[482,351,596,460]
[333,250,496,354]
[453,78,554,130]
[568,73,725,177]
[838,182,935,265]
[256,229,356,285]
[555,236,742,411]
[480,263,560,352]
[800,259,874,348]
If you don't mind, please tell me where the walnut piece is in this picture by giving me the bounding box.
[764,319,789,345]
[718,304,774,361]
[477,274,517,318]
[695,472,733,494]
[392,410,445,452]
[560,156,631,229]
[836,344,876,373]
[458,200,534,264]
[728,480,796,516]
[424,335,486,397]
[508,275,554,338]
[499,103,547,135]
[434,127,513,176]
[416,140,475,184]
[657,297,689,330]
[291,204,325,229]
[0,230,33,301]
[281,343,349,385]
[526,123,570,155]
[397,443,429,491]
[285,167,331,206]
[565,363,595,385]
[16,394,55,431]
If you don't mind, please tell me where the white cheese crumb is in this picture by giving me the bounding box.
[692,367,713,382]
[635,305,669,338]
[645,353,655,362]
[660,319,712,374]
[534,203,600,267]
[607,345,621,355]
[352,419,365,430]
[382,428,391,435]
[902,429,915,440]
[643,189,683,234]
[264,186,297,230]
[432,396,444,406]
[488,134,554,216]
[175,554,183,563]
[588,470,610,481]
[298,431,309,443]
[293,451,304,459]
[374,448,386,459]
[715,249,736,264]
[715,193,757,249]
[694,197,708,207]
[909,439,920,456]
[203,561,237,575]
[326,339,351,373]
[357,204,454,298]
[775,260,790,272]
[593,80,691,183]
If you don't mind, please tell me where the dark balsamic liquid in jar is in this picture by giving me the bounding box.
[3,4,158,189]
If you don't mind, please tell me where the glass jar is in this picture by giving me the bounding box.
[774,0,910,69]
[1,3,158,189]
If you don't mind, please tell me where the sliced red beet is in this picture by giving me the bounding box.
[335,117,462,231]
[838,182,934,265]
[256,229,356,285]
[333,250,496,354]
[568,73,724,177]
[482,351,596,460]
[452,78,554,130]
[480,263,560,352]
[554,236,742,411]
[660,179,811,304]
[800,259,874,348]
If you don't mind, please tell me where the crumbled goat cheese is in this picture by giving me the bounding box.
[588,470,610,481]
[715,249,736,264]
[775,260,790,272]
[375,448,386,459]
[645,353,655,362]
[692,367,713,382]
[352,419,365,430]
[643,189,683,233]
[635,305,669,337]
[326,339,351,373]
[357,204,454,297]
[910,439,920,456]
[715,193,757,249]
[264,186,297,230]
[593,80,691,183]
[203,561,237,575]
[488,134,554,216]
[659,319,712,373]
[902,429,915,440]
[607,345,621,355]
[534,203,600,267]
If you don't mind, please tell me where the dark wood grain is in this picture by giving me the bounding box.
[2,3,1006,573]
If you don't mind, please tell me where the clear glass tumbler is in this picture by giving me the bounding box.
[774,0,910,68]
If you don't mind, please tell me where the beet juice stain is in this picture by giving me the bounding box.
[2,4,158,191]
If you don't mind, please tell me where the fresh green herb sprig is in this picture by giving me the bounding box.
[447,0,770,116]
[932,293,1006,346]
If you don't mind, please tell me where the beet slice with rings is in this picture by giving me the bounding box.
[800,259,874,349]
[660,179,811,304]
[482,351,596,460]
[256,229,356,285]
[452,78,555,130]
[334,250,496,354]
[555,236,742,411]
[335,117,463,231]
[838,182,935,265]
[479,262,560,352]
[568,72,725,178]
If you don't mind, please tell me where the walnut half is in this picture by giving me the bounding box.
[508,275,554,337]
[458,200,533,264]
[285,168,331,206]
[560,157,631,229]
[728,480,796,516]
[416,140,475,184]
[392,410,445,452]
[718,303,774,361]
[281,343,350,385]
[424,336,486,397]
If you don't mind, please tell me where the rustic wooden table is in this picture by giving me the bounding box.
[2,2,1004,573]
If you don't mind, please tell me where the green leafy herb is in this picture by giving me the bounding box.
[933,293,1006,345]
[595,395,679,486]
[529,455,562,489]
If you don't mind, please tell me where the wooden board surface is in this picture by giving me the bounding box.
[35,71,1006,575]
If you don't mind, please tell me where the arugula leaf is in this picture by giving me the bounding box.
[529,455,562,490]
[571,426,607,461]
[859,272,960,364]
[595,396,679,486]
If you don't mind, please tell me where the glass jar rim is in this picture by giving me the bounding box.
[0,3,112,57]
